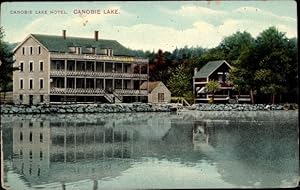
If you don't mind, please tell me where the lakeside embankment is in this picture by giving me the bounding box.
[0,103,298,114]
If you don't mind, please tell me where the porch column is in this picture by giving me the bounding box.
[112,62,115,90]
[64,60,67,88]
[193,78,195,96]
[64,60,67,101]
[139,64,141,93]
[103,62,106,73]
[122,63,124,73]
[74,61,77,89]
[94,60,96,72]
[113,78,115,90]
[103,79,106,90]
[122,79,124,90]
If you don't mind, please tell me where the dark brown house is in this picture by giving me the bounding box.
[193,60,250,103]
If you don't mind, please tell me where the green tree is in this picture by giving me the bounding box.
[217,31,261,104]
[0,27,17,102]
[167,64,191,97]
[227,34,257,104]
[205,80,221,103]
[219,31,255,63]
[254,26,292,104]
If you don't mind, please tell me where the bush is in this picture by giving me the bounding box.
[208,97,214,104]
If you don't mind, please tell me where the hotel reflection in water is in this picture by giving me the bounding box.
[11,115,177,188]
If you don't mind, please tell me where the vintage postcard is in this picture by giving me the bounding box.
[0,1,298,189]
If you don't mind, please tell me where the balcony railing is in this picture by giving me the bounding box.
[50,70,148,79]
[50,52,148,63]
[50,87,148,95]
[115,89,148,95]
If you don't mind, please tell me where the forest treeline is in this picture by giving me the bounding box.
[132,26,298,104]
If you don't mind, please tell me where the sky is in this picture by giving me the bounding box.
[1,1,297,52]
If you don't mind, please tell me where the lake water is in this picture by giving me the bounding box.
[1,111,299,189]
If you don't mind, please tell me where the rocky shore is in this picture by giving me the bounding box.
[196,103,298,111]
[0,103,298,114]
[0,103,172,114]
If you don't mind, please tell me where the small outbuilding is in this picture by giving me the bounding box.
[140,81,171,103]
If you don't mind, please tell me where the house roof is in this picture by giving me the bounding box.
[140,81,163,93]
[24,34,137,56]
[194,60,231,78]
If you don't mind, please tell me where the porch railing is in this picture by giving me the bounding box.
[50,70,148,79]
[50,87,148,95]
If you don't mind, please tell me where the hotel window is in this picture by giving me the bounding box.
[92,47,96,54]
[40,122,43,127]
[22,47,25,55]
[40,61,44,71]
[29,79,33,89]
[40,151,43,160]
[20,132,23,141]
[29,62,33,72]
[40,133,43,143]
[29,150,32,160]
[19,94,23,102]
[30,47,33,55]
[107,49,113,56]
[76,47,82,54]
[29,132,33,142]
[20,149,23,159]
[29,122,33,127]
[29,164,32,175]
[20,79,23,89]
[38,46,41,54]
[20,62,24,72]
[40,79,44,89]
[40,95,44,103]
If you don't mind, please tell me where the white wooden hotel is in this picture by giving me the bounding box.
[13,30,149,104]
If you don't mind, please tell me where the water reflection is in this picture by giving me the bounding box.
[1,111,299,189]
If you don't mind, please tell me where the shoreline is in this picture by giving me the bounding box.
[0,103,298,114]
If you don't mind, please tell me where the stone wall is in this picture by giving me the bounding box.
[0,103,172,114]
[0,103,298,115]
[196,103,298,111]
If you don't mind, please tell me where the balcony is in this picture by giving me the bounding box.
[50,87,148,95]
[219,81,234,89]
[50,70,148,79]
[50,52,148,63]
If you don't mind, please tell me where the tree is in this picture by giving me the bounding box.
[167,64,191,97]
[254,26,292,104]
[219,31,266,104]
[219,31,255,63]
[205,80,221,103]
[0,27,17,102]
[228,38,257,104]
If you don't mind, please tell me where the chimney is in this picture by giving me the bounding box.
[62,30,66,39]
[94,30,99,41]
[194,67,198,76]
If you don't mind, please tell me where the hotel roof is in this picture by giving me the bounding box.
[16,33,139,57]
